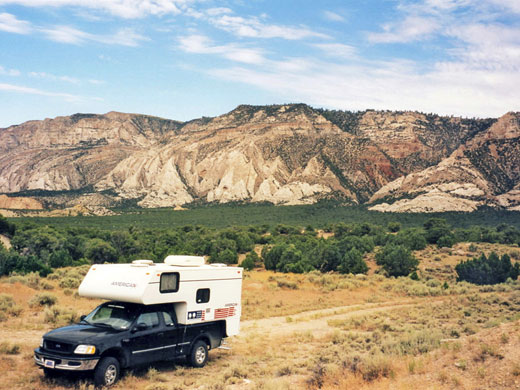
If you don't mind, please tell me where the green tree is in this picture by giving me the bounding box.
[456,252,520,285]
[85,239,118,264]
[338,248,368,274]
[375,243,419,277]
[424,218,453,245]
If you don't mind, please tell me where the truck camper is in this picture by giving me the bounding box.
[34,256,243,387]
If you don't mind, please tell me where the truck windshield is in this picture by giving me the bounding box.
[83,303,137,330]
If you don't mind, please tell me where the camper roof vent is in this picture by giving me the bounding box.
[131,260,154,267]
[164,255,205,267]
[210,263,227,268]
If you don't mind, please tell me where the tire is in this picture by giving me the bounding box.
[189,340,208,368]
[94,357,120,388]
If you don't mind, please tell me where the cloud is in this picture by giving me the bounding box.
[40,25,148,46]
[323,10,345,22]
[209,54,519,117]
[0,82,86,101]
[0,65,20,76]
[178,34,266,64]
[29,71,80,84]
[206,13,328,40]
[0,0,188,19]
[0,12,32,34]
[367,15,440,43]
[313,43,356,59]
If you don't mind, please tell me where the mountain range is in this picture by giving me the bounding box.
[0,104,518,213]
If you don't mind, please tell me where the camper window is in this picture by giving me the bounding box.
[196,288,210,303]
[160,272,179,293]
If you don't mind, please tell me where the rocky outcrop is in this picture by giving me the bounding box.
[0,104,511,211]
[370,112,520,212]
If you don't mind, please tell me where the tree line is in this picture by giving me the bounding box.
[1,214,519,284]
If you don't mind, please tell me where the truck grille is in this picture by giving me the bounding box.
[44,340,73,354]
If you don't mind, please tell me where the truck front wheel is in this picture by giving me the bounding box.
[94,357,120,387]
[189,340,208,368]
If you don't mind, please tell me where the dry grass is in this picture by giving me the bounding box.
[1,248,520,389]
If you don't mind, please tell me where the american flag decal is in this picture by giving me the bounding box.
[214,307,236,319]
[187,310,205,320]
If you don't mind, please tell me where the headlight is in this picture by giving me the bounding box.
[40,338,44,348]
[74,345,96,355]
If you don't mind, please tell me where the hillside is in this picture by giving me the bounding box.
[370,112,520,212]
[1,104,516,212]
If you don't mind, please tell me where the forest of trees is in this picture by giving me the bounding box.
[1,214,519,284]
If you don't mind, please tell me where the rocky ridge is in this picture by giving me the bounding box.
[370,112,520,212]
[0,104,516,212]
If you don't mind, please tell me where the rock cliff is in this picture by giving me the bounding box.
[370,112,520,212]
[0,104,515,212]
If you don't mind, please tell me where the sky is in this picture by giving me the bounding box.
[0,0,519,127]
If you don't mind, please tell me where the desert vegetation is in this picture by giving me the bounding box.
[1,210,520,389]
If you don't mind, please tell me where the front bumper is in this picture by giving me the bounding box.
[34,349,99,371]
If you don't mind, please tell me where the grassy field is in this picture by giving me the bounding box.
[1,241,520,390]
[13,203,520,230]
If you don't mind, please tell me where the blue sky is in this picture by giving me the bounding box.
[0,0,519,127]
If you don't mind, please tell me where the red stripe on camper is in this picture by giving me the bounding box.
[214,307,236,319]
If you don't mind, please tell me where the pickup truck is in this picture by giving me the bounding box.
[34,301,226,387]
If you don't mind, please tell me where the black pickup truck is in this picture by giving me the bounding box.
[34,301,226,387]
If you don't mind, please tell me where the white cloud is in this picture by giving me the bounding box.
[207,13,328,40]
[0,12,32,34]
[178,34,266,65]
[29,71,81,84]
[0,0,189,19]
[486,0,520,13]
[367,15,440,43]
[323,10,345,22]
[0,65,20,76]
[0,82,85,101]
[41,25,148,46]
[210,54,519,117]
[313,43,356,59]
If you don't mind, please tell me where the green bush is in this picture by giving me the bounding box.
[455,252,520,285]
[338,248,368,274]
[376,244,419,277]
[241,251,257,271]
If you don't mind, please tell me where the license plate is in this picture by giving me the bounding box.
[44,360,55,368]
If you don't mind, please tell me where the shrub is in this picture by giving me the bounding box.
[241,252,257,271]
[0,342,20,355]
[456,252,520,285]
[0,293,22,319]
[29,293,58,307]
[44,306,78,325]
[375,244,419,277]
[59,276,81,289]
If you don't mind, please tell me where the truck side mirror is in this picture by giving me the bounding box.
[80,315,86,321]
[132,323,148,333]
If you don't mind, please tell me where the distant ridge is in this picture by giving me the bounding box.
[0,104,518,212]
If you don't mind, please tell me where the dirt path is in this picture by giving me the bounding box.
[238,297,444,339]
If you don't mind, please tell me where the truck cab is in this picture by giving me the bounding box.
[34,256,242,387]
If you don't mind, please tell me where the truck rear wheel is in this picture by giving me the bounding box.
[189,340,208,368]
[94,357,120,387]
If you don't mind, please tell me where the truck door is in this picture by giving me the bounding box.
[158,305,183,360]
[126,310,165,366]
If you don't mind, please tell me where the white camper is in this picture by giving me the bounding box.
[78,256,243,336]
